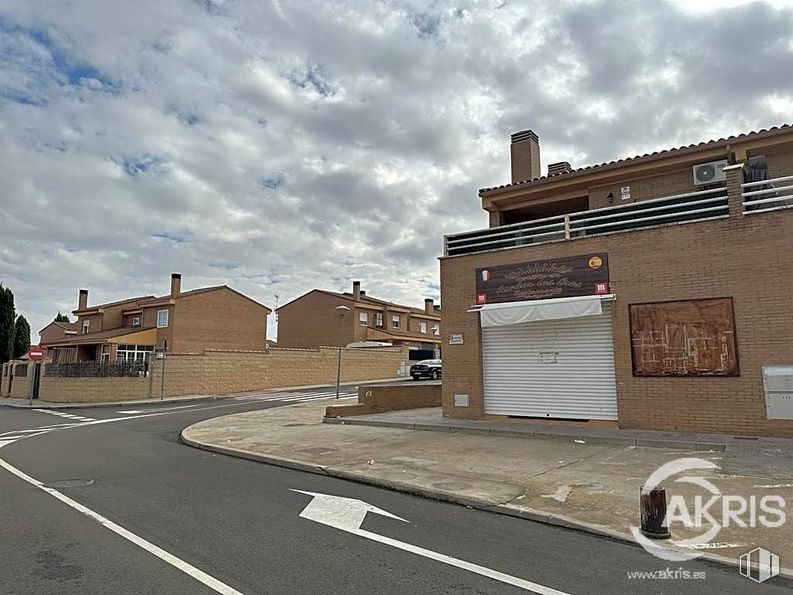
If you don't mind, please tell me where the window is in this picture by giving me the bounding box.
[131,316,141,327]
[116,344,153,363]
[359,312,368,326]
[391,315,400,328]
[420,321,427,334]
[100,344,110,363]
[157,309,169,328]
[432,325,440,336]
[375,312,384,328]
[81,319,90,334]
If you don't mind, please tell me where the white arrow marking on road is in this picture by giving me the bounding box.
[292,490,570,595]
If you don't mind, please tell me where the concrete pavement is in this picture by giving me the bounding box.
[182,399,793,577]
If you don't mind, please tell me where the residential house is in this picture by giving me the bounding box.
[277,282,441,354]
[40,274,271,363]
[441,124,793,437]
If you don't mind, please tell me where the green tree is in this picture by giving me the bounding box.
[13,315,31,358]
[54,311,70,323]
[0,285,15,363]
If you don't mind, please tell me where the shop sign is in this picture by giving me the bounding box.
[475,254,609,305]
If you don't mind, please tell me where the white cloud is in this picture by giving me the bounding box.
[0,0,791,343]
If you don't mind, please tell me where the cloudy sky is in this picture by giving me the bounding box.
[1,0,792,342]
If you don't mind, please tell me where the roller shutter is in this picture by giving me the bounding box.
[482,302,617,419]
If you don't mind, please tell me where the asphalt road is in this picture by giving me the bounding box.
[0,385,790,595]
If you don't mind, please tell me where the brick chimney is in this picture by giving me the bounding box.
[548,161,572,176]
[352,281,361,301]
[424,298,434,314]
[510,129,541,183]
[171,273,181,297]
[78,289,88,310]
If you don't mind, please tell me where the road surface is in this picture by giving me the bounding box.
[0,385,789,594]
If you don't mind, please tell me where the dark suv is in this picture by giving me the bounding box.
[410,359,442,380]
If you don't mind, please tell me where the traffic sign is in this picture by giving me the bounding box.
[28,346,44,361]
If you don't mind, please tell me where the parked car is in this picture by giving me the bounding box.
[410,359,442,380]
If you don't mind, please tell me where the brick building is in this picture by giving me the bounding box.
[40,274,271,362]
[441,124,793,437]
[277,281,441,354]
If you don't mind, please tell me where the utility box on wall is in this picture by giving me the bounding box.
[763,366,793,419]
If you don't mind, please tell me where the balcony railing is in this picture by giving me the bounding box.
[742,174,793,214]
[445,187,729,256]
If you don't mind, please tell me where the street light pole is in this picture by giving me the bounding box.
[334,305,350,399]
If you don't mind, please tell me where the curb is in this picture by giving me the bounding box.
[323,417,729,452]
[179,428,792,581]
[0,394,225,410]
[0,377,408,410]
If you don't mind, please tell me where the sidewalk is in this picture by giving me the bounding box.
[182,400,793,576]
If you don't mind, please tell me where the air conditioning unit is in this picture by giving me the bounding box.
[692,159,728,186]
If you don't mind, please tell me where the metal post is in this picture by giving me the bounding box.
[160,339,167,400]
[27,364,34,407]
[334,305,350,399]
[640,486,671,539]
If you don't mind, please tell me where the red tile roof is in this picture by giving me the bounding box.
[480,123,793,195]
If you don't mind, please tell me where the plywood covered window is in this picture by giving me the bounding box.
[629,297,738,377]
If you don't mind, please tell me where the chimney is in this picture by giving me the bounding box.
[171,273,182,297]
[424,298,434,314]
[352,281,361,301]
[548,161,572,176]
[78,289,88,310]
[360,290,366,297]
[510,129,540,183]
[433,304,441,312]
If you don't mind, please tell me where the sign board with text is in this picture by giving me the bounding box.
[475,254,609,305]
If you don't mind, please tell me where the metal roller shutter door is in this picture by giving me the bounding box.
[482,302,617,419]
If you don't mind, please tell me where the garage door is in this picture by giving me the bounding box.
[482,302,617,419]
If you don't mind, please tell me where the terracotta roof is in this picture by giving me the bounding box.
[307,289,440,317]
[74,295,154,312]
[42,326,156,346]
[479,123,793,195]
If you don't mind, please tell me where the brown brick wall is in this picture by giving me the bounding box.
[325,382,442,417]
[3,363,31,398]
[172,289,267,353]
[36,346,408,403]
[278,291,355,348]
[588,168,695,210]
[440,208,793,437]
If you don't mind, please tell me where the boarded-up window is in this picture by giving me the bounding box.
[630,298,738,377]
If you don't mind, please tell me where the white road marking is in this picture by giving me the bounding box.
[31,409,96,422]
[293,490,569,595]
[120,404,200,415]
[0,457,244,595]
[684,541,748,550]
[0,439,17,449]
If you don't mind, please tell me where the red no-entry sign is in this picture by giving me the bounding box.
[28,346,44,361]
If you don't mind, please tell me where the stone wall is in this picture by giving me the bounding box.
[325,382,442,417]
[33,346,408,403]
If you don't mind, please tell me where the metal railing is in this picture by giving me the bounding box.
[742,174,793,214]
[44,361,149,378]
[445,187,729,256]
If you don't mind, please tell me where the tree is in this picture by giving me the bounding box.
[0,285,15,363]
[54,311,70,323]
[13,315,31,358]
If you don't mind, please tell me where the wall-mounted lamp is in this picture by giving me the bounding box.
[607,192,614,205]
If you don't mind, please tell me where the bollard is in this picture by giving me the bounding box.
[640,486,671,539]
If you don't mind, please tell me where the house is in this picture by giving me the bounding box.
[441,124,793,437]
[276,281,441,355]
[40,274,271,363]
